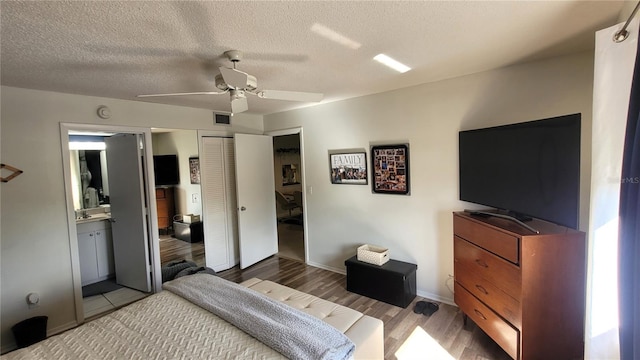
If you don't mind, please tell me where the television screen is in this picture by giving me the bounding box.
[153,155,179,186]
[459,113,581,229]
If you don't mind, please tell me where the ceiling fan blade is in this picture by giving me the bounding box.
[219,66,249,89]
[230,94,248,114]
[137,91,226,98]
[258,90,323,102]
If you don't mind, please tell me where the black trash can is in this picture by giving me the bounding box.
[11,316,47,348]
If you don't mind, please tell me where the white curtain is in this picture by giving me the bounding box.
[588,18,638,360]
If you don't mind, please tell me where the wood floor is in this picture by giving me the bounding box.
[159,234,205,267]
[216,256,511,360]
[159,223,305,266]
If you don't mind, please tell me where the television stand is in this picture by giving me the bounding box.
[465,210,540,234]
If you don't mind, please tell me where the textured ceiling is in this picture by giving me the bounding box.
[0,1,626,115]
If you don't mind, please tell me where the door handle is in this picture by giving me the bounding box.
[475,284,489,295]
[475,259,488,268]
[240,206,246,211]
[474,309,487,320]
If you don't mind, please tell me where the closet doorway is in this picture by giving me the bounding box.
[271,129,306,263]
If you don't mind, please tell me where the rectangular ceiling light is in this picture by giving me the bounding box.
[311,23,361,50]
[373,54,411,73]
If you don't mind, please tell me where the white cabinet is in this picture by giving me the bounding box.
[78,231,99,284]
[95,226,114,277]
[77,220,114,286]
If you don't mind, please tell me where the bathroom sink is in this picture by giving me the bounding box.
[76,213,111,224]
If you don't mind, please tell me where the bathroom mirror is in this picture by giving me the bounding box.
[69,136,111,210]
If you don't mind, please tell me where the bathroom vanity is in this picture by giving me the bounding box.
[77,215,114,286]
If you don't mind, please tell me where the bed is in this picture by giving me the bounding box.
[2,274,384,360]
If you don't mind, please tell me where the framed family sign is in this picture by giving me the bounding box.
[329,151,368,185]
[371,144,410,195]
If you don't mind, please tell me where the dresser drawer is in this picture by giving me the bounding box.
[455,282,519,359]
[454,214,519,264]
[156,188,167,199]
[454,236,521,301]
[455,258,521,328]
[157,199,169,213]
[157,216,170,229]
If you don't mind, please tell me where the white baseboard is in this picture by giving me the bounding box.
[306,261,345,275]
[48,320,78,337]
[416,290,456,306]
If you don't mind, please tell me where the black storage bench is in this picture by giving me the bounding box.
[173,221,204,243]
[345,255,417,308]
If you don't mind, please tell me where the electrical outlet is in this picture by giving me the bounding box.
[27,293,40,309]
[192,193,200,203]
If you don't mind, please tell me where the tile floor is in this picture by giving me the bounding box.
[83,287,148,319]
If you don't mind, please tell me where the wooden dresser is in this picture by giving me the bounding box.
[156,187,175,232]
[453,211,586,359]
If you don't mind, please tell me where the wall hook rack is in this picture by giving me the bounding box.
[1,163,24,183]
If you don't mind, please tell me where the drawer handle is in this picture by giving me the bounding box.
[475,259,489,268]
[474,309,487,320]
[475,284,489,295]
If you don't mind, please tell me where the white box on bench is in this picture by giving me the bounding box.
[357,244,389,265]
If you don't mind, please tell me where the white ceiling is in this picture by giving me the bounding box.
[0,1,626,116]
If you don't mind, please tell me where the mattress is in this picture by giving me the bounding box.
[2,291,285,360]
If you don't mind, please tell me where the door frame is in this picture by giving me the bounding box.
[265,127,308,263]
[60,123,161,324]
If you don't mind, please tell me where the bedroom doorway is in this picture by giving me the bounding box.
[271,129,306,263]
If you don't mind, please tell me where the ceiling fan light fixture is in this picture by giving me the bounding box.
[230,89,245,101]
[215,73,257,91]
[373,54,411,73]
[137,49,321,113]
[230,89,248,114]
[215,74,229,91]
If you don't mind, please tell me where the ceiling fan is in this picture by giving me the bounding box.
[137,50,323,113]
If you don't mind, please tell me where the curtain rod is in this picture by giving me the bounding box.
[614,1,640,43]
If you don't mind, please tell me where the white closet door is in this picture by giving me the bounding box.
[201,137,236,271]
[223,138,239,264]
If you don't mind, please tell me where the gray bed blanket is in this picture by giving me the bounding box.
[163,274,355,360]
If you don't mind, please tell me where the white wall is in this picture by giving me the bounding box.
[0,86,262,352]
[264,51,594,303]
[152,130,202,217]
[619,1,638,22]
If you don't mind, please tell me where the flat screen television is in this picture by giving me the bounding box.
[153,155,179,186]
[459,113,581,229]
